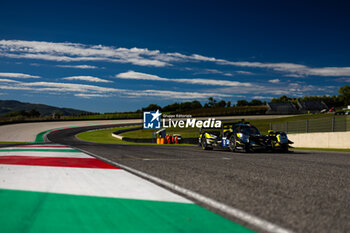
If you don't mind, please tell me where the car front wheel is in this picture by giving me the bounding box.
[201,137,211,150]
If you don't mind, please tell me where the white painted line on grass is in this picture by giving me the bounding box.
[112,133,124,140]
[76,146,295,233]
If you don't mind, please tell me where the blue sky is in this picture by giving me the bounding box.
[0,0,350,112]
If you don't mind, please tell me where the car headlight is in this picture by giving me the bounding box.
[238,133,249,142]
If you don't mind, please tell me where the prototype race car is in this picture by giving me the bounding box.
[199,120,293,152]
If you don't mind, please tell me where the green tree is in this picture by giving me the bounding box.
[236,100,249,106]
[338,84,350,106]
[207,97,217,108]
[179,102,192,111]
[271,95,292,103]
[249,99,263,106]
[216,100,226,108]
[162,103,180,112]
[142,104,162,111]
[28,109,40,118]
[191,100,202,109]
[19,110,29,117]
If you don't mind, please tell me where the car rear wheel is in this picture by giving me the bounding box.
[281,144,289,153]
[229,136,236,152]
[243,146,252,153]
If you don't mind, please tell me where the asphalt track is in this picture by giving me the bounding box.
[47,124,350,233]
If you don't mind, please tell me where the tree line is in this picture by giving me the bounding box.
[140,98,266,113]
[270,84,350,107]
[5,109,41,118]
[140,84,350,112]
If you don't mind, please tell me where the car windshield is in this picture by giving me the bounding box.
[235,125,260,135]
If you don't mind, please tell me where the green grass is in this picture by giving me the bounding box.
[76,126,194,146]
[294,147,350,153]
[76,126,140,144]
[122,114,340,139]
[121,127,200,139]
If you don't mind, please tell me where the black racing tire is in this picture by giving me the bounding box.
[281,144,289,153]
[201,136,212,150]
[244,146,252,153]
[228,135,236,152]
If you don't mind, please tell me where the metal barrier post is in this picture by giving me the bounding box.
[286,122,288,133]
[332,117,335,132]
[306,119,309,133]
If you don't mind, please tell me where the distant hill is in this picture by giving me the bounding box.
[0,100,90,116]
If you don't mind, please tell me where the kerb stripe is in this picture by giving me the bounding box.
[0,156,118,169]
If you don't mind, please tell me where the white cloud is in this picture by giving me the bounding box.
[0,78,20,83]
[125,90,231,99]
[193,69,233,77]
[0,40,168,67]
[268,79,280,83]
[252,96,273,99]
[0,72,40,79]
[74,93,112,98]
[213,82,331,97]
[62,76,113,83]
[56,65,99,69]
[116,70,252,87]
[2,39,349,77]
[283,74,305,78]
[20,81,121,93]
[217,60,350,77]
[0,80,230,99]
[117,71,165,81]
[235,71,254,75]
[305,67,350,77]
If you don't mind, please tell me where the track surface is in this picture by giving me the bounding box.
[48,125,350,233]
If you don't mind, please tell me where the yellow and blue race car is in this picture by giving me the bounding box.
[199,120,293,152]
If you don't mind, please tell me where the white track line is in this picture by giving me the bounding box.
[76,147,295,233]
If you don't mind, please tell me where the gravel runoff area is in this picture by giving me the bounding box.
[0,115,293,142]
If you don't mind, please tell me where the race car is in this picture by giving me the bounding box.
[199,120,293,152]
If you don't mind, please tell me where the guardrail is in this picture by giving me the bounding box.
[270,116,350,133]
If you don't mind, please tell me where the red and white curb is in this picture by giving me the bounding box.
[0,144,190,203]
[0,143,280,233]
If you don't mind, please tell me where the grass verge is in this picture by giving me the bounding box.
[76,126,194,146]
